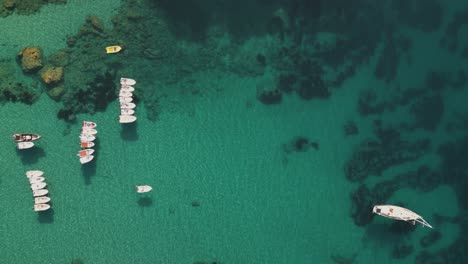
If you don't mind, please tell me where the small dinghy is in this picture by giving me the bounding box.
[119,91,133,97]
[121,109,135,116]
[82,128,98,135]
[29,177,45,183]
[120,103,136,109]
[33,189,48,197]
[34,204,51,212]
[34,196,51,204]
[12,133,41,142]
[119,96,133,103]
[17,142,34,149]
[80,155,94,164]
[83,121,97,128]
[119,115,137,123]
[120,78,136,86]
[26,170,44,178]
[136,185,153,193]
[373,205,433,228]
[80,134,95,142]
[120,85,135,92]
[31,182,47,191]
[106,45,122,54]
[77,149,95,157]
[81,141,95,148]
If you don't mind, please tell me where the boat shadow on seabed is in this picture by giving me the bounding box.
[15,146,46,165]
[120,122,138,141]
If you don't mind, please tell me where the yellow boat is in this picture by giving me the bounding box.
[105,45,122,54]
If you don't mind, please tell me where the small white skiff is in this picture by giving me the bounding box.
[119,96,133,103]
[26,170,44,178]
[119,91,133,97]
[29,177,45,184]
[136,185,153,193]
[120,85,135,92]
[34,204,51,212]
[34,196,51,204]
[80,155,94,164]
[120,78,136,86]
[120,103,136,109]
[33,189,48,197]
[17,142,34,149]
[119,115,137,123]
[80,134,95,142]
[121,109,135,116]
[82,121,97,128]
[31,182,47,191]
[82,128,98,135]
[77,149,95,157]
[373,205,433,228]
[80,141,95,148]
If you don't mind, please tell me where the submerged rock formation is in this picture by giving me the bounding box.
[18,46,43,73]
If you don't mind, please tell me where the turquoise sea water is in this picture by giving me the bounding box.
[0,1,467,263]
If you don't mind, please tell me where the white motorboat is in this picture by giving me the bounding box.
[119,115,137,123]
[17,142,35,149]
[79,134,95,142]
[31,182,47,191]
[80,155,94,164]
[120,77,136,86]
[77,149,95,157]
[12,133,41,142]
[120,102,136,109]
[34,204,51,212]
[26,170,44,178]
[119,90,133,97]
[119,96,133,103]
[80,141,95,148]
[373,205,433,228]
[121,109,135,116]
[34,196,51,204]
[136,185,153,193]
[120,85,135,92]
[82,121,97,128]
[82,128,98,135]
[33,189,48,197]
[29,176,45,183]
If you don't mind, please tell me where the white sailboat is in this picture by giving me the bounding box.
[373,205,433,228]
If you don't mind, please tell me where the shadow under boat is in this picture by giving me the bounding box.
[16,146,46,165]
[37,206,54,224]
[120,122,138,141]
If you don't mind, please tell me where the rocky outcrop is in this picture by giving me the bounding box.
[40,66,64,85]
[18,46,43,72]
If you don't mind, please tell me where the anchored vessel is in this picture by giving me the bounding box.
[373,205,433,228]
[136,185,153,193]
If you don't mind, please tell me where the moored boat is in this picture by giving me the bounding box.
[120,85,135,92]
[33,203,51,212]
[136,185,153,193]
[373,205,433,228]
[120,103,136,109]
[79,134,95,142]
[106,45,122,54]
[81,141,95,148]
[82,128,98,135]
[119,115,137,123]
[26,170,44,178]
[119,91,133,97]
[17,142,35,149]
[82,121,97,128]
[33,189,48,197]
[29,177,45,184]
[121,109,135,116]
[80,155,94,164]
[12,133,41,142]
[120,77,136,86]
[77,149,95,157]
[119,96,133,103]
[34,196,51,204]
[30,182,47,191]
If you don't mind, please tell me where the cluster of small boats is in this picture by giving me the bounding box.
[12,133,41,149]
[79,121,97,164]
[119,77,137,124]
[26,170,51,211]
